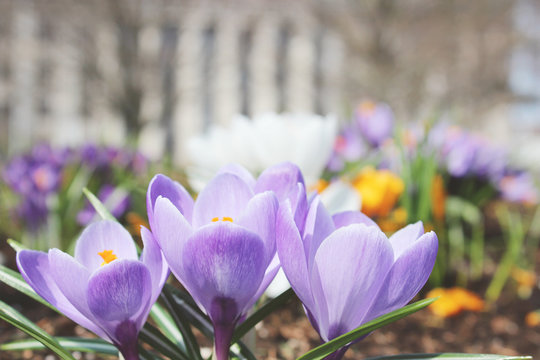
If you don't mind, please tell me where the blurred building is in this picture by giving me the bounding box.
[1,0,538,168]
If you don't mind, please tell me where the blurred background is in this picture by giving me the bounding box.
[0,0,538,167]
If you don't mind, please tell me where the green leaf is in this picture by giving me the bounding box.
[0,264,58,312]
[0,300,76,360]
[149,303,186,350]
[232,288,295,343]
[7,238,26,253]
[160,287,204,360]
[364,354,532,360]
[140,323,189,360]
[296,298,437,360]
[0,337,117,355]
[166,284,213,338]
[82,187,116,221]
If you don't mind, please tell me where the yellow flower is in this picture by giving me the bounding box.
[512,267,537,298]
[352,167,404,218]
[426,287,485,318]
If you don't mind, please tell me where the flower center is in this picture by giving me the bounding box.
[98,249,118,266]
[211,217,233,222]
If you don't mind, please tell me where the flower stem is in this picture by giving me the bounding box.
[214,324,234,360]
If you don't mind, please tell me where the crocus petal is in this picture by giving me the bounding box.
[311,224,393,341]
[181,222,266,320]
[17,250,109,340]
[192,173,254,228]
[388,221,424,259]
[217,163,257,189]
[140,226,169,304]
[302,196,335,268]
[237,191,278,263]
[87,260,152,333]
[153,197,193,281]
[147,174,194,226]
[332,211,378,229]
[254,162,305,203]
[365,231,438,322]
[48,249,95,323]
[74,220,138,273]
[276,203,314,311]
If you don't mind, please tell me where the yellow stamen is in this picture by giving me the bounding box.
[211,216,233,222]
[98,250,117,266]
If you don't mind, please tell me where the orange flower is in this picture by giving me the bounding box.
[431,174,446,221]
[525,311,540,327]
[426,287,485,318]
[309,179,329,194]
[352,167,404,218]
[126,212,149,236]
[378,207,408,233]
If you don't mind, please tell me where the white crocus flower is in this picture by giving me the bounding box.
[186,112,337,191]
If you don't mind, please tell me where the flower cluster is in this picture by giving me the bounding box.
[17,163,438,360]
[2,143,148,235]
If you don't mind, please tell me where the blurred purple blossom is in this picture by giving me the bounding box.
[499,172,538,205]
[355,100,394,147]
[77,185,131,225]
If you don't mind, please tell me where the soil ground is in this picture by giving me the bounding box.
[1,244,539,360]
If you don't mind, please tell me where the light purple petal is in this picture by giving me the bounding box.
[254,254,282,299]
[236,191,278,263]
[147,174,194,227]
[276,203,314,311]
[140,226,169,304]
[217,163,256,189]
[181,222,266,321]
[388,221,424,259]
[153,196,192,282]
[292,183,309,234]
[302,196,335,269]
[254,162,305,204]
[192,173,254,228]
[87,260,152,333]
[48,249,96,324]
[74,220,138,273]
[311,224,393,341]
[365,231,438,322]
[17,250,109,340]
[332,211,378,229]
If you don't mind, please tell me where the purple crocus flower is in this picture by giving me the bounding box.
[499,172,538,205]
[355,100,394,147]
[17,220,168,359]
[277,194,438,360]
[147,169,285,360]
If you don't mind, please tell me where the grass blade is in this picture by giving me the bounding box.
[0,300,76,360]
[364,354,532,360]
[296,298,437,360]
[0,337,117,355]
